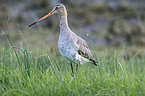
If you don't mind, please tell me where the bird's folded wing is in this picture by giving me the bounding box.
[76,37,98,65]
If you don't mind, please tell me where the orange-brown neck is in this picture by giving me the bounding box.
[59,11,71,34]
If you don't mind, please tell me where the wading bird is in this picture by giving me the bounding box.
[29,3,98,74]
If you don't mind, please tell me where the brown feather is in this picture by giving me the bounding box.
[76,37,98,66]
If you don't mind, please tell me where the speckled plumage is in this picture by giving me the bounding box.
[57,3,98,65]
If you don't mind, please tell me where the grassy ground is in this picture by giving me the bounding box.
[0,30,145,96]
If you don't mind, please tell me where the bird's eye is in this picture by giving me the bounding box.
[55,6,58,9]
[55,6,60,10]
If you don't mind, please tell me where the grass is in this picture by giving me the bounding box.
[0,28,145,96]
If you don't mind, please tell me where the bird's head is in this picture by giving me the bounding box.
[28,3,66,27]
[53,3,67,15]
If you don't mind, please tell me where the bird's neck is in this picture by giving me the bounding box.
[59,14,71,34]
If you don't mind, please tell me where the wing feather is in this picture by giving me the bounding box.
[76,37,98,65]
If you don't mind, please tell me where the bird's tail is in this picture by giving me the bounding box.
[92,57,98,66]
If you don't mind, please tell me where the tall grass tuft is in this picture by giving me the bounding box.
[0,24,145,95]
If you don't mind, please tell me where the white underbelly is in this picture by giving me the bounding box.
[59,46,90,64]
[58,45,76,62]
[58,37,90,64]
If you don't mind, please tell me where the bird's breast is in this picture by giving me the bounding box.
[58,35,78,62]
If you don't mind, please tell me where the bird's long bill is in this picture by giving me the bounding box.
[28,10,54,27]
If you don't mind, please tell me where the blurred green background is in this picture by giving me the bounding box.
[0,0,145,50]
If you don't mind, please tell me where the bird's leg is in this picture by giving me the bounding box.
[70,62,74,74]
[76,63,78,72]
